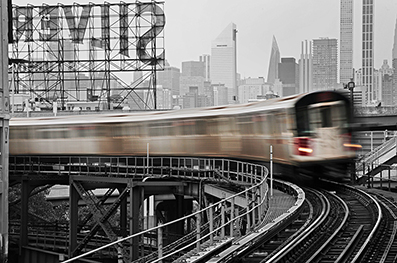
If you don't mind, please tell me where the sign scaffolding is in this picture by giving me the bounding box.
[9,1,165,111]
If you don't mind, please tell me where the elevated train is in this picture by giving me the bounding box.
[9,91,360,181]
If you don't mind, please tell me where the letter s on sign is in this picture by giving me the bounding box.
[136,3,165,65]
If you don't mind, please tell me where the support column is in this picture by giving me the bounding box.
[20,178,32,254]
[0,0,10,260]
[130,183,141,261]
[176,194,184,236]
[119,187,128,238]
[69,181,80,257]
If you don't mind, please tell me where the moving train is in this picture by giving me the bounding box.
[9,90,360,181]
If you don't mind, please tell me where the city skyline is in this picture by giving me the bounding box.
[11,0,397,81]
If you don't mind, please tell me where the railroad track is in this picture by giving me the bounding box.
[238,188,331,262]
[237,182,383,263]
[359,192,397,262]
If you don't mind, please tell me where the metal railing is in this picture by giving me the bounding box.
[356,136,397,176]
[9,156,264,185]
[57,158,270,263]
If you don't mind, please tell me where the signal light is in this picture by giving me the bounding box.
[294,137,313,156]
[343,143,362,150]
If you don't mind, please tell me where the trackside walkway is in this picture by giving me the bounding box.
[184,188,301,263]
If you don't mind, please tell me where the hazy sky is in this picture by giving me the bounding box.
[12,0,397,80]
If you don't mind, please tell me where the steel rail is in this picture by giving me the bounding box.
[305,191,350,262]
[263,188,330,262]
[346,185,382,263]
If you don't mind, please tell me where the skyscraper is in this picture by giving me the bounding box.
[199,54,211,82]
[362,0,374,105]
[210,23,237,104]
[312,38,338,91]
[392,17,397,106]
[267,36,280,84]
[278,58,299,96]
[340,0,353,84]
[377,60,394,105]
[157,61,180,96]
[299,40,313,93]
[182,61,205,78]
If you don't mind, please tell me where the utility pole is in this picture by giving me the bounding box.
[345,79,356,184]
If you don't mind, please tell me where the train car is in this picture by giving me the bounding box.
[9,90,360,181]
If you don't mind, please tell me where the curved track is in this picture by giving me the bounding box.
[235,182,383,263]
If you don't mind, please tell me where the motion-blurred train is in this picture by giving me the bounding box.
[9,90,361,181]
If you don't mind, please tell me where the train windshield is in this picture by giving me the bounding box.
[296,101,349,137]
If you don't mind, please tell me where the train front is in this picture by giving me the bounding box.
[291,91,361,180]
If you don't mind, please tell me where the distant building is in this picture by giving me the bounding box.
[182,85,211,109]
[180,76,205,97]
[182,61,205,78]
[379,60,394,106]
[199,54,211,81]
[299,40,313,93]
[156,85,172,109]
[212,84,228,106]
[267,36,280,85]
[312,38,338,91]
[340,0,354,84]
[362,0,374,105]
[157,61,181,97]
[392,16,397,106]
[211,23,237,104]
[278,57,299,96]
[238,77,266,104]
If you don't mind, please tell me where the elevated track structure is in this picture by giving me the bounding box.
[9,156,278,262]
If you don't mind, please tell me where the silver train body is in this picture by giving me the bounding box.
[10,91,359,180]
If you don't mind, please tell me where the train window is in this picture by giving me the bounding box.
[10,127,27,140]
[272,114,281,135]
[332,103,347,129]
[237,116,253,135]
[286,109,297,136]
[277,113,287,134]
[320,107,332,127]
[309,108,322,131]
[207,119,218,135]
[309,106,332,133]
[253,115,265,135]
[172,120,195,136]
[52,128,68,139]
[74,126,95,137]
[182,121,195,135]
[131,125,141,137]
[218,118,232,135]
[149,122,171,137]
[296,107,311,136]
[195,120,207,135]
[112,124,124,137]
[96,125,110,137]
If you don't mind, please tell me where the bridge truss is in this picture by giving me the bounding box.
[9,1,165,111]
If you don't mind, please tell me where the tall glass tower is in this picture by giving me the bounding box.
[210,23,237,104]
[267,36,280,84]
[392,17,397,106]
[362,0,374,105]
[312,38,338,91]
[340,0,353,84]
